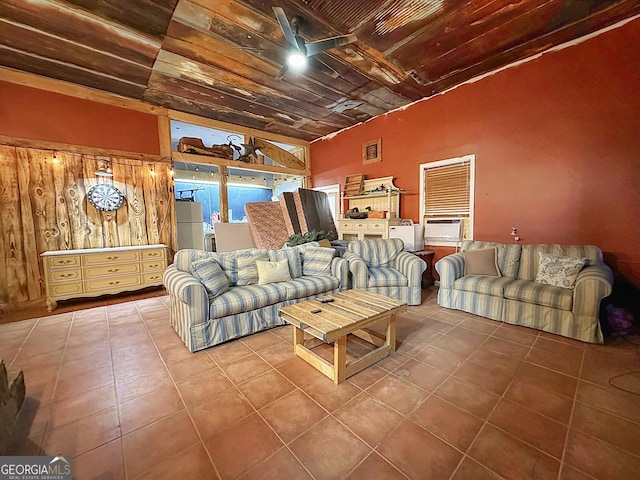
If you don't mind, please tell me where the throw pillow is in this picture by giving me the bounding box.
[236,250,269,286]
[190,259,230,296]
[269,248,302,278]
[302,246,335,276]
[463,247,501,276]
[535,252,586,289]
[256,259,292,285]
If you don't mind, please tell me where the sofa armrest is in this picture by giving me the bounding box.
[434,252,465,289]
[394,251,427,288]
[331,257,349,291]
[343,251,368,288]
[573,264,614,317]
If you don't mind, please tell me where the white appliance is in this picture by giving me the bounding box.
[389,224,425,252]
[176,201,204,250]
[425,218,463,243]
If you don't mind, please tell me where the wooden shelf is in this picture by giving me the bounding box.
[344,191,402,200]
[172,151,309,176]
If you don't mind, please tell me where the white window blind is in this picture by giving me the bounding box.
[424,160,471,217]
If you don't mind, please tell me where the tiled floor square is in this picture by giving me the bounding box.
[334,392,404,447]
[290,416,370,480]
[377,419,463,479]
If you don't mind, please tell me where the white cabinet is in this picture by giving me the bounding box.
[338,176,403,241]
[42,244,167,311]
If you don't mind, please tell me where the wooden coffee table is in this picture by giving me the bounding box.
[278,289,407,384]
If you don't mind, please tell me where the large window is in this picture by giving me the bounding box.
[420,154,475,245]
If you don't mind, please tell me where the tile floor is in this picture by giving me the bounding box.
[2,290,640,479]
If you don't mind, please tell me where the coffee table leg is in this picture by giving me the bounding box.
[386,314,397,353]
[293,326,304,349]
[333,336,347,384]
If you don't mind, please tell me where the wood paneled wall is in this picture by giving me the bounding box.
[0,145,174,304]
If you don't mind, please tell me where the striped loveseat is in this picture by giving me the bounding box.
[163,243,348,352]
[436,241,613,343]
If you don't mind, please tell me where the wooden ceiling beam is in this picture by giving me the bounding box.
[0,19,152,86]
[0,0,161,66]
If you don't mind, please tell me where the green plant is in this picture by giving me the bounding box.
[287,229,337,246]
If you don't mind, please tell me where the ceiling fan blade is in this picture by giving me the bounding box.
[275,63,289,80]
[305,34,357,57]
[308,57,339,78]
[273,7,300,50]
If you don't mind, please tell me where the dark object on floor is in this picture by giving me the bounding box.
[600,280,639,337]
[0,360,26,454]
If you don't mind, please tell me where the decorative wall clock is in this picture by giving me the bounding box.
[87,184,125,211]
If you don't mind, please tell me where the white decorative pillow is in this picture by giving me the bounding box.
[302,246,335,276]
[269,248,302,278]
[236,250,269,286]
[535,252,586,289]
[256,259,292,285]
[190,259,229,296]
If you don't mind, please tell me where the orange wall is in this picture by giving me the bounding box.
[311,18,640,285]
[0,81,160,155]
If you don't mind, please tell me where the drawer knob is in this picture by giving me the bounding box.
[108,281,120,286]
[149,253,159,256]
[62,260,72,264]
[107,256,119,260]
[108,269,119,273]
[61,273,73,278]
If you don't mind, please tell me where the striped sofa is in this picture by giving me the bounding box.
[163,244,348,352]
[436,241,613,343]
[343,238,427,306]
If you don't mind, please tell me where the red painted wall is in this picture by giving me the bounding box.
[0,81,160,155]
[311,18,640,285]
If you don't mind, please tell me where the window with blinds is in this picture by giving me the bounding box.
[420,154,475,244]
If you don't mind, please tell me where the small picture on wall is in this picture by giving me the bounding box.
[362,138,381,165]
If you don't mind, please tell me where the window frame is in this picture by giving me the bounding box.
[419,154,475,247]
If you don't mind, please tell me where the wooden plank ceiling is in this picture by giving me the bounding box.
[1,0,639,141]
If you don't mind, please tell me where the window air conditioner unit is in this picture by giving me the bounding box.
[425,218,463,242]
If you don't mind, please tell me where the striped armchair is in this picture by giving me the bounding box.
[436,241,613,343]
[344,238,426,305]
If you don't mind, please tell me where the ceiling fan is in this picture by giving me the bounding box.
[272,6,357,80]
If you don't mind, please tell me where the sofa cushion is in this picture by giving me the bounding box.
[347,238,404,267]
[236,250,269,286]
[504,279,573,310]
[256,259,292,285]
[454,276,515,297]
[302,246,335,276]
[368,267,408,287]
[284,276,339,300]
[209,284,288,318]
[269,248,302,278]
[461,241,521,278]
[463,247,500,276]
[175,249,253,285]
[518,244,602,281]
[190,259,229,297]
[535,252,586,289]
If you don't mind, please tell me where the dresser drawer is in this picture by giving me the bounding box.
[48,268,82,283]
[50,282,84,296]
[47,255,81,269]
[84,263,141,279]
[143,272,164,285]
[368,221,388,231]
[142,248,166,260]
[339,220,368,231]
[85,275,141,293]
[142,260,166,272]
[83,250,139,265]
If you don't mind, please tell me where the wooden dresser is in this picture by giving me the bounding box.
[41,244,167,311]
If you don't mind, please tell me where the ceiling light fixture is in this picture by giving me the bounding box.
[287,50,307,71]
